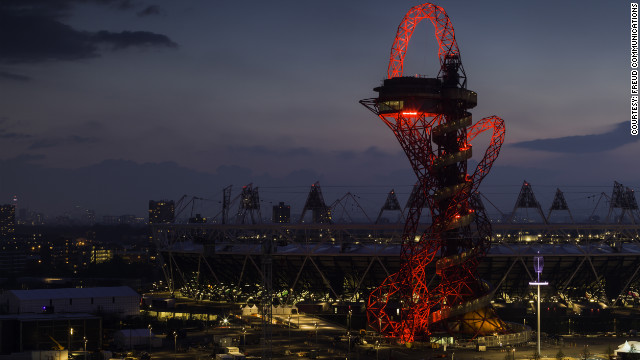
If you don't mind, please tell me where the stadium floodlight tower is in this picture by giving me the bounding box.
[529,253,548,357]
[361,3,507,342]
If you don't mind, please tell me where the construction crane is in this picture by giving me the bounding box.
[48,335,65,350]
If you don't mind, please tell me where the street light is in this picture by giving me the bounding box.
[68,327,73,353]
[173,331,178,359]
[314,322,318,347]
[148,324,152,352]
[288,315,292,346]
[529,252,548,358]
[242,327,246,350]
[348,309,353,360]
[84,336,87,360]
[568,318,572,335]
[512,347,516,360]
[375,341,380,360]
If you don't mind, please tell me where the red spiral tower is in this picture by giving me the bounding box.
[361,3,507,342]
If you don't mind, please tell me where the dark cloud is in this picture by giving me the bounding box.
[228,145,313,157]
[283,147,313,156]
[91,30,177,50]
[137,5,160,17]
[0,1,176,63]
[0,12,94,63]
[0,70,30,82]
[29,135,99,149]
[7,153,46,163]
[228,145,399,159]
[228,145,273,155]
[0,1,139,19]
[511,122,639,153]
[0,119,33,138]
[0,1,74,18]
[363,146,390,158]
[0,132,32,139]
[335,150,356,160]
[115,0,135,11]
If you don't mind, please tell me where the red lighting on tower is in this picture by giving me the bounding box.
[361,3,507,342]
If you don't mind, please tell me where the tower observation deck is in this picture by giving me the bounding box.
[374,76,477,117]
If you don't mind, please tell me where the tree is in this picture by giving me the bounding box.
[556,349,565,360]
[532,351,541,360]
[606,344,614,360]
[580,346,591,360]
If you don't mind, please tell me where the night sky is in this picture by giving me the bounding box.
[0,0,636,219]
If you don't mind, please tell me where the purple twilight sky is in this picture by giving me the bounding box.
[0,0,636,219]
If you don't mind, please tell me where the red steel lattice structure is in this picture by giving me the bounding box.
[360,3,507,342]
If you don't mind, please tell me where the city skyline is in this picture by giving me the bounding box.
[0,0,636,216]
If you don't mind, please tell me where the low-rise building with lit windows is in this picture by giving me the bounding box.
[0,286,140,318]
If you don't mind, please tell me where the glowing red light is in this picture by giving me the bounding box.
[388,3,459,78]
[364,2,506,342]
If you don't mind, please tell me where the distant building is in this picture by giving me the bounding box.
[102,215,120,225]
[148,200,175,224]
[84,208,96,224]
[0,249,26,274]
[102,214,145,226]
[18,208,26,223]
[114,329,162,349]
[119,214,137,225]
[17,208,45,225]
[188,213,207,223]
[0,313,102,354]
[273,202,291,223]
[91,246,113,264]
[0,204,15,240]
[1,286,140,317]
